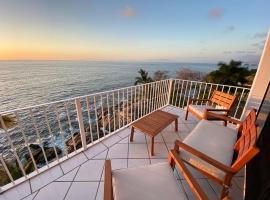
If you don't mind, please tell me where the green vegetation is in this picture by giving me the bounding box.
[134,69,153,85]
[176,68,203,81]
[204,60,256,86]
[0,115,16,129]
[134,69,170,85]
[153,70,169,81]
[0,161,23,186]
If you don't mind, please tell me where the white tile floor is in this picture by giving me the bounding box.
[0,106,244,200]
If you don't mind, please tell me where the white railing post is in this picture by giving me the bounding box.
[167,79,173,105]
[75,98,87,150]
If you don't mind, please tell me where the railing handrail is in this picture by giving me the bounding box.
[172,79,250,90]
[0,79,250,115]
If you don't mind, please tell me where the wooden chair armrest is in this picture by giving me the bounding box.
[205,112,243,125]
[174,140,233,174]
[169,150,209,200]
[104,160,113,200]
[205,108,230,112]
[188,99,211,104]
[204,109,231,119]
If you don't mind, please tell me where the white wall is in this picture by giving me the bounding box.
[242,29,270,119]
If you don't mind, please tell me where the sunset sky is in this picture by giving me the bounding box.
[0,0,269,63]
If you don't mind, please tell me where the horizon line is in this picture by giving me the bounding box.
[0,59,259,65]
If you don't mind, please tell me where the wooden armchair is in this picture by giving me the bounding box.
[185,90,237,124]
[174,109,259,199]
[104,110,259,200]
[104,155,208,200]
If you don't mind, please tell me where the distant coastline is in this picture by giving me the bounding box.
[0,60,219,111]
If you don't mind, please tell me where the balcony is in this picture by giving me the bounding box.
[0,79,250,200]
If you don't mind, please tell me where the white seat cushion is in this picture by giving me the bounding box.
[112,162,186,200]
[188,105,227,118]
[181,120,237,179]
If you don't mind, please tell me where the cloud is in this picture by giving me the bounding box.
[224,25,235,33]
[208,8,224,19]
[223,51,232,54]
[253,32,267,39]
[122,6,136,17]
[236,50,256,54]
[251,40,266,50]
[237,54,260,64]
[226,25,235,32]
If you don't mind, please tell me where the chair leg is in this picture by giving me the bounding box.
[220,186,229,199]
[185,109,189,120]
[174,118,178,132]
[130,126,134,142]
[151,137,155,156]
[168,153,175,169]
[220,175,232,199]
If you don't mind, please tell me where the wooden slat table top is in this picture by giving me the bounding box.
[131,110,178,137]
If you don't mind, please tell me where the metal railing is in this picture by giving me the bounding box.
[0,79,250,191]
[169,79,250,119]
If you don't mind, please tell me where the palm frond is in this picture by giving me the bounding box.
[0,115,16,129]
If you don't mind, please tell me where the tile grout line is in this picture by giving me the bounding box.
[59,163,65,175]
[101,135,122,149]
[82,151,90,160]
[32,189,40,200]
[63,165,81,200]
[205,178,219,198]
[178,179,190,200]
[29,179,33,194]
[28,165,67,195]
[94,149,109,200]
[19,181,34,200]
[62,151,103,174]
[207,179,220,199]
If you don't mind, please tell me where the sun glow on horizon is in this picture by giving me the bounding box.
[0,0,268,63]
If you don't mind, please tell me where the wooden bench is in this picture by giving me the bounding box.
[185,90,236,124]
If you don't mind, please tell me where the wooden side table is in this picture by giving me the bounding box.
[130,110,178,156]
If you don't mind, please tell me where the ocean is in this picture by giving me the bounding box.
[0,60,216,112]
[0,60,218,159]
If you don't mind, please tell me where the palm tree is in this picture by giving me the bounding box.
[0,115,16,129]
[205,60,251,86]
[134,69,153,85]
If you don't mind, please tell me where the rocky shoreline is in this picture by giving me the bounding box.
[0,97,142,186]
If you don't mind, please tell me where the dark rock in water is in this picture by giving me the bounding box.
[65,102,135,154]
[65,132,93,153]
[23,144,62,171]
[65,132,82,153]
[0,144,63,186]
[27,144,61,161]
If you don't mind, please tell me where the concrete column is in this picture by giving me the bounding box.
[242,29,270,119]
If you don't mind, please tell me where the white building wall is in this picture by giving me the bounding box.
[242,29,270,118]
